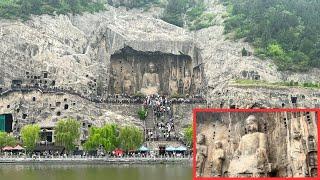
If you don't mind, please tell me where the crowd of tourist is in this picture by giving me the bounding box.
[144,94,179,141]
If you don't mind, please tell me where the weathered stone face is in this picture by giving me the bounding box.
[196,112,318,177]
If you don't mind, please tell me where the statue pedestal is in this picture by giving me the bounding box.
[141,87,159,95]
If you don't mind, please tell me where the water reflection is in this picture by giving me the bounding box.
[0,164,192,180]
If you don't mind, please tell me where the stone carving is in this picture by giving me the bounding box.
[141,62,160,95]
[178,79,184,95]
[196,134,208,177]
[290,123,307,177]
[169,76,178,95]
[210,141,225,177]
[122,70,134,95]
[110,68,122,94]
[183,71,192,95]
[197,112,318,177]
[228,115,268,177]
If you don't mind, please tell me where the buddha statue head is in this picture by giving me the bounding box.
[214,141,223,149]
[245,115,258,133]
[292,125,301,140]
[185,70,191,77]
[197,134,205,145]
[148,62,156,73]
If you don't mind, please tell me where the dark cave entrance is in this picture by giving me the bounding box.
[40,128,53,143]
[0,114,13,133]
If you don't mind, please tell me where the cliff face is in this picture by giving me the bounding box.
[0,1,320,134]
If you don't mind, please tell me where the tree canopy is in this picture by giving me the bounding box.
[84,124,119,152]
[55,118,80,152]
[222,0,320,72]
[20,124,40,151]
[0,132,17,148]
[118,126,143,151]
[84,124,143,152]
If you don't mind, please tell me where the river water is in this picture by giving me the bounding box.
[0,164,192,180]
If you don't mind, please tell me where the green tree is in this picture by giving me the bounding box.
[21,124,40,152]
[118,126,143,151]
[84,124,119,152]
[137,107,148,120]
[0,132,17,148]
[183,125,193,147]
[0,0,105,20]
[55,118,80,152]
[222,0,320,71]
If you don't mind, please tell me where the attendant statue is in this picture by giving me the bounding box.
[183,71,192,95]
[141,62,160,95]
[169,76,178,95]
[210,141,225,177]
[228,115,269,177]
[123,70,134,95]
[111,69,122,94]
[196,134,208,177]
[290,124,307,177]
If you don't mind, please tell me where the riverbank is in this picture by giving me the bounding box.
[0,157,192,165]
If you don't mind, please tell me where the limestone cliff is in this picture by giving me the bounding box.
[0,1,320,136]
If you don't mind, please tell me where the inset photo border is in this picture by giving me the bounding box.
[193,108,320,180]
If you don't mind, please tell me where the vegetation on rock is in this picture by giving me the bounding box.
[137,107,148,120]
[183,125,193,147]
[162,0,214,30]
[111,0,162,9]
[0,0,105,20]
[233,79,320,89]
[221,0,320,72]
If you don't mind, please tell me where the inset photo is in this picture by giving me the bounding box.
[194,109,319,178]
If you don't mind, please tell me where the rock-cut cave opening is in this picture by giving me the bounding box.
[108,47,203,96]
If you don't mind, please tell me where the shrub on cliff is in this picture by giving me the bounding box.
[0,0,105,20]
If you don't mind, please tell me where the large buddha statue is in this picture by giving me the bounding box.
[228,115,269,177]
[141,62,160,95]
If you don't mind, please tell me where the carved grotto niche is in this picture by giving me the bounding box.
[196,111,318,178]
[108,47,203,96]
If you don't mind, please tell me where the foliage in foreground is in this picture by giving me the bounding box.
[0,132,17,148]
[20,124,40,151]
[84,124,143,152]
[83,124,119,152]
[55,118,80,152]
